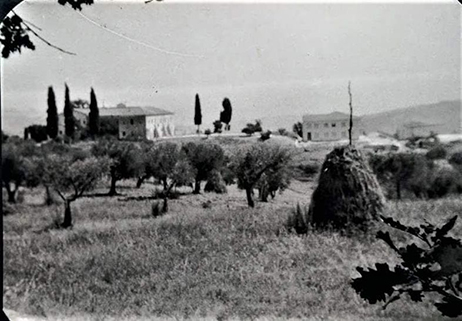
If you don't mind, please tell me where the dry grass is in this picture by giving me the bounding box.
[3,139,460,320]
[4,179,460,320]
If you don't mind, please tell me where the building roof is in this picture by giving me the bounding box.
[73,106,174,117]
[302,111,360,122]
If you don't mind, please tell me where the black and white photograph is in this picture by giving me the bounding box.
[1,0,462,320]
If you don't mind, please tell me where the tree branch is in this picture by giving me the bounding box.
[54,189,66,201]
[12,11,76,56]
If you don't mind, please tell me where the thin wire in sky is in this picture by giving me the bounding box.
[77,11,206,59]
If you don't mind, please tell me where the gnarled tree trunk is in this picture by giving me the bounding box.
[61,199,73,228]
[7,189,16,203]
[246,188,255,208]
[108,174,118,196]
[194,179,201,194]
[259,185,269,202]
[136,175,148,188]
[44,185,53,206]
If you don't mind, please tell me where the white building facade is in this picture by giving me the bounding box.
[58,106,175,140]
[302,112,362,142]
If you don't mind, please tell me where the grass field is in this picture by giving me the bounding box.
[3,138,461,320]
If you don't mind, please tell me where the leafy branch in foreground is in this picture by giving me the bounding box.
[352,215,462,318]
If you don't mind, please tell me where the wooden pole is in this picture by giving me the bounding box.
[348,81,353,146]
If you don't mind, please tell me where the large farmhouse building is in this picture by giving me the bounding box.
[58,106,175,140]
[302,112,362,142]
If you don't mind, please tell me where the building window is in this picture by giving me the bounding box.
[331,123,336,127]
[324,123,328,128]
[122,131,126,137]
[314,123,319,129]
[130,119,134,125]
[59,131,63,135]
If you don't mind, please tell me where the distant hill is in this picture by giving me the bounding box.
[360,100,461,136]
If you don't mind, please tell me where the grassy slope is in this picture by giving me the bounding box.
[3,138,461,320]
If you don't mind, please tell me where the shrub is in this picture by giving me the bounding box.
[292,122,303,138]
[221,165,235,185]
[427,168,462,199]
[449,151,462,168]
[204,170,227,194]
[426,145,447,160]
[202,200,212,209]
[151,201,163,218]
[277,128,288,136]
[241,120,262,136]
[297,163,319,177]
[286,203,310,234]
[213,120,223,133]
[259,130,271,141]
[25,124,48,142]
[352,215,462,318]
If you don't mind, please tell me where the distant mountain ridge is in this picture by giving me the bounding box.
[253,100,461,137]
[360,100,461,136]
[4,100,461,138]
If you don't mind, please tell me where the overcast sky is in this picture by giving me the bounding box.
[1,1,460,134]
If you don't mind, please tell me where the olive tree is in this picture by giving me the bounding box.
[182,141,225,194]
[369,153,432,200]
[1,141,38,203]
[92,139,139,196]
[233,143,292,207]
[257,165,292,202]
[2,144,27,203]
[132,141,155,188]
[146,142,195,212]
[43,154,109,228]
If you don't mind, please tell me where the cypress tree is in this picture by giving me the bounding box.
[46,86,58,139]
[222,98,232,131]
[64,83,75,139]
[194,94,202,134]
[89,87,100,137]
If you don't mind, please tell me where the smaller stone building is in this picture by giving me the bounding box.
[302,112,362,142]
[396,121,443,139]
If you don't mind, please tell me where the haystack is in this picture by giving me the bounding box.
[307,145,386,230]
[204,170,227,194]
